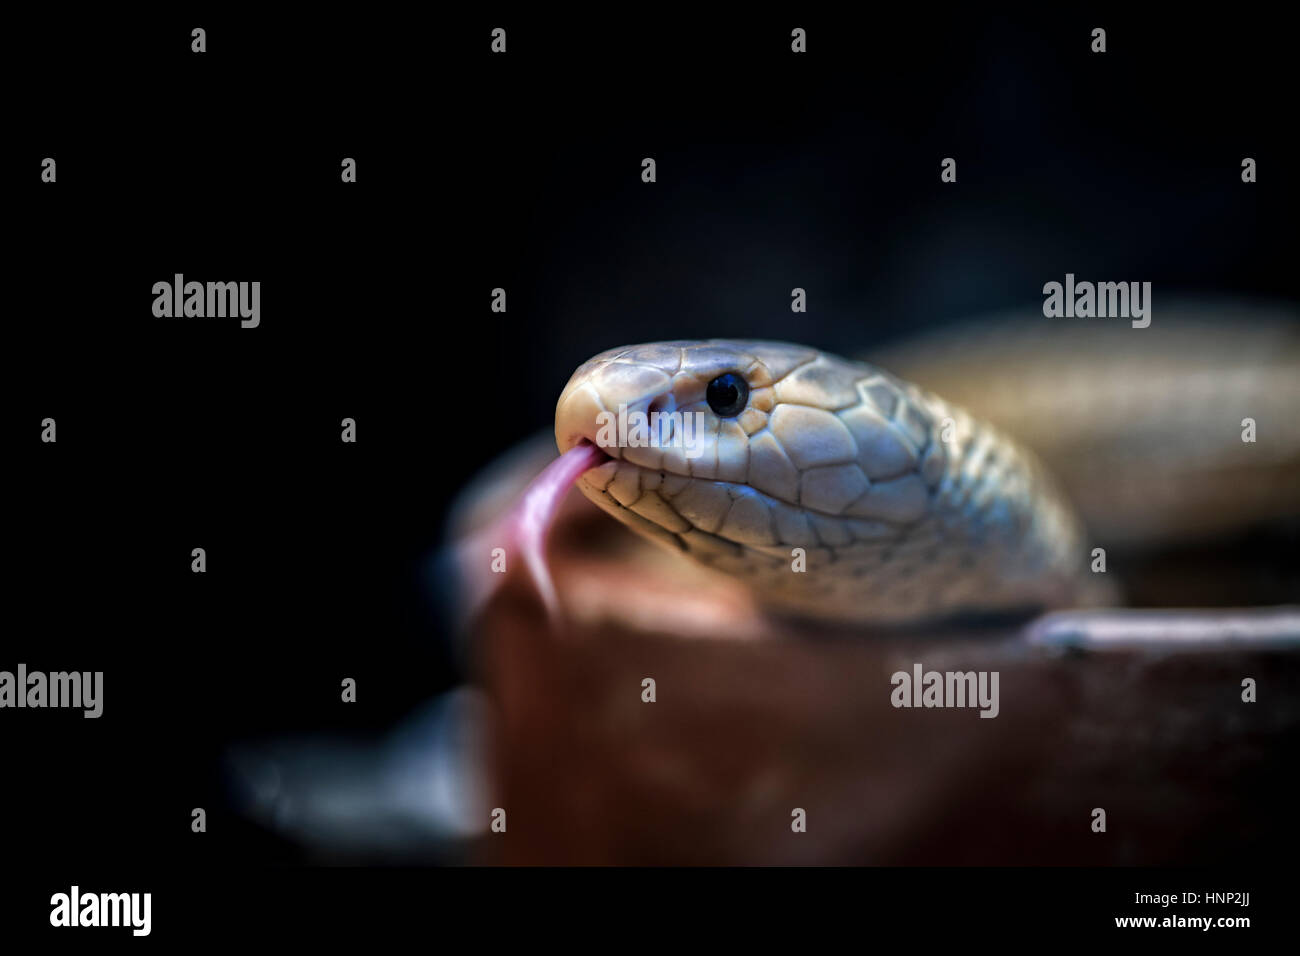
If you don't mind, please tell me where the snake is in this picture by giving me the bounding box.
[495,301,1300,630]
[415,300,1300,869]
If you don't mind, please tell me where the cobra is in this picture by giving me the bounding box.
[493,303,1300,633]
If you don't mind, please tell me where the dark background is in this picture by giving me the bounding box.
[4,5,1294,938]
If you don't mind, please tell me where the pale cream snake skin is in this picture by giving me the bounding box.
[551,302,1300,624]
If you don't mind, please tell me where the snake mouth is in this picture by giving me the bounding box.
[575,438,613,467]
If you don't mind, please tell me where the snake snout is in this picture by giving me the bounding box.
[554,351,689,464]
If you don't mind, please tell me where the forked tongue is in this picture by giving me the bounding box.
[493,441,608,618]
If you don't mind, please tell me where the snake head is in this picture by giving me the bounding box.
[559,340,807,466]
[552,340,972,618]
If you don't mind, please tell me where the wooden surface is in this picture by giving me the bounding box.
[470,510,1300,865]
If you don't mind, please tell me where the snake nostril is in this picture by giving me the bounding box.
[647,394,676,445]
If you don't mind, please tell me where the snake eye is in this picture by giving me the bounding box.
[706,372,749,418]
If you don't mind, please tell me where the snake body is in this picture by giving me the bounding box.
[552,305,1299,624]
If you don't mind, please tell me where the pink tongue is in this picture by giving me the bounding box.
[502,441,609,616]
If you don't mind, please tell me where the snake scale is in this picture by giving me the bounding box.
[546,303,1299,625]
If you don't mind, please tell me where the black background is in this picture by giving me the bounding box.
[5,6,1294,941]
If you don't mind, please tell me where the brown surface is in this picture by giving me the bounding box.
[470,511,1300,865]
